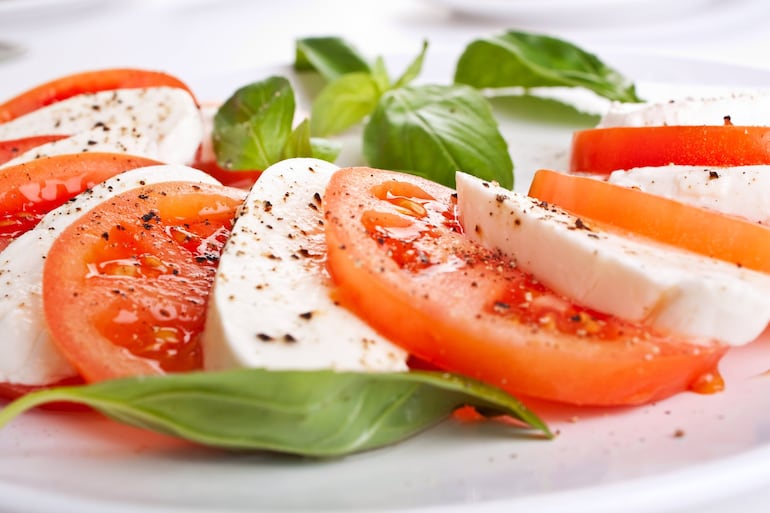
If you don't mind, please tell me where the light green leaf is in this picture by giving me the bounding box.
[213,76,295,170]
[282,118,314,160]
[0,369,550,457]
[310,72,381,137]
[371,55,391,94]
[454,30,642,103]
[364,84,514,189]
[393,40,429,89]
[295,37,371,81]
[310,137,342,163]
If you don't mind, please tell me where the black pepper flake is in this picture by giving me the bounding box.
[708,170,720,180]
[313,192,322,204]
[283,334,297,343]
[264,200,273,212]
[495,194,507,203]
[308,202,319,211]
[101,232,109,241]
[493,301,510,312]
[256,333,274,342]
[86,140,98,146]
[299,311,313,320]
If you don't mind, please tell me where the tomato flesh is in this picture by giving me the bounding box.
[570,125,770,173]
[42,181,245,382]
[323,167,727,406]
[529,168,770,273]
[0,68,196,123]
[0,153,160,252]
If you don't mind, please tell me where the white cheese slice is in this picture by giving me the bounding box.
[608,165,770,224]
[0,87,202,166]
[202,158,409,372]
[456,171,770,346]
[0,165,220,385]
[598,91,770,127]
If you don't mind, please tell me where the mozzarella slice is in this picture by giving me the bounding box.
[598,91,770,127]
[0,165,221,385]
[456,171,770,346]
[0,87,202,166]
[202,158,409,372]
[608,165,770,224]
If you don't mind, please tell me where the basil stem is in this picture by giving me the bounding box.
[364,84,514,189]
[454,30,642,103]
[0,369,550,457]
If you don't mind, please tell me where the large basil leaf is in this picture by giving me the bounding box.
[363,84,514,189]
[454,30,642,103]
[0,369,549,457]
[295,37,371,81]
[213,76,295,170]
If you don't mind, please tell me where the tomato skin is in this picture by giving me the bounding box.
[0,152,160,252]
[0,135,68,165]
[0,68,196,123]
[42,181,246,382]
[570,125,770,173]
[529,168,770,273]
[323,167,727,406]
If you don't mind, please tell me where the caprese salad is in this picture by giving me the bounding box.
[0,30,768,457]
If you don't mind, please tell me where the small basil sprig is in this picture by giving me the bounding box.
[454,30,642,103]
[364,84,514,189]
[213,76,340,171]
[296,37,429,137]
[295,37,513,188]
[0,369,550,457]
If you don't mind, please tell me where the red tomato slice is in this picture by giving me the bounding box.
[42,181,246,382]
[0,135,67,165]
[0,152,160,252]
[323,167,727,406]
[570,125,770,173]
[0,68,196,123]
[528,168,770,273]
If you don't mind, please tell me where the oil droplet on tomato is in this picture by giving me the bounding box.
[689,369,725,395]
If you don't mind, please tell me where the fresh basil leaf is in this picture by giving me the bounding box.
[370,55,391,94]
[454,30,642,103]
[310,72,381,137]
[364,84,514,189]
[392,40,428,89]
[281,118,314,159]
[0,369,550,457]
[310,137,342,163]
[213,76,295,170]
[295,37,371,81]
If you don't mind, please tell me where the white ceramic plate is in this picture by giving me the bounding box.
[2,51,770,513]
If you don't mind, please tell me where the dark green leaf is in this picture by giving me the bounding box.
[310,72,381,136]
[0,369,550,457]
[392,40,429,89]
[454,30,642,103]
[364,84,514,189]
[295,37,371,81]
[213,76,295,170]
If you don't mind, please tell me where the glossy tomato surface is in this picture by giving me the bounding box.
[570,125,770,173]
[42,181,246,382]
[323,167,727,406]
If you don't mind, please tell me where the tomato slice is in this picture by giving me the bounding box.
[0,68,196,123]
[0,152,160,252]
[42,181,246,382]
[529,169,770,273]
[323,167,726,406]
[570,125,770,173]
[0,135,68,165]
